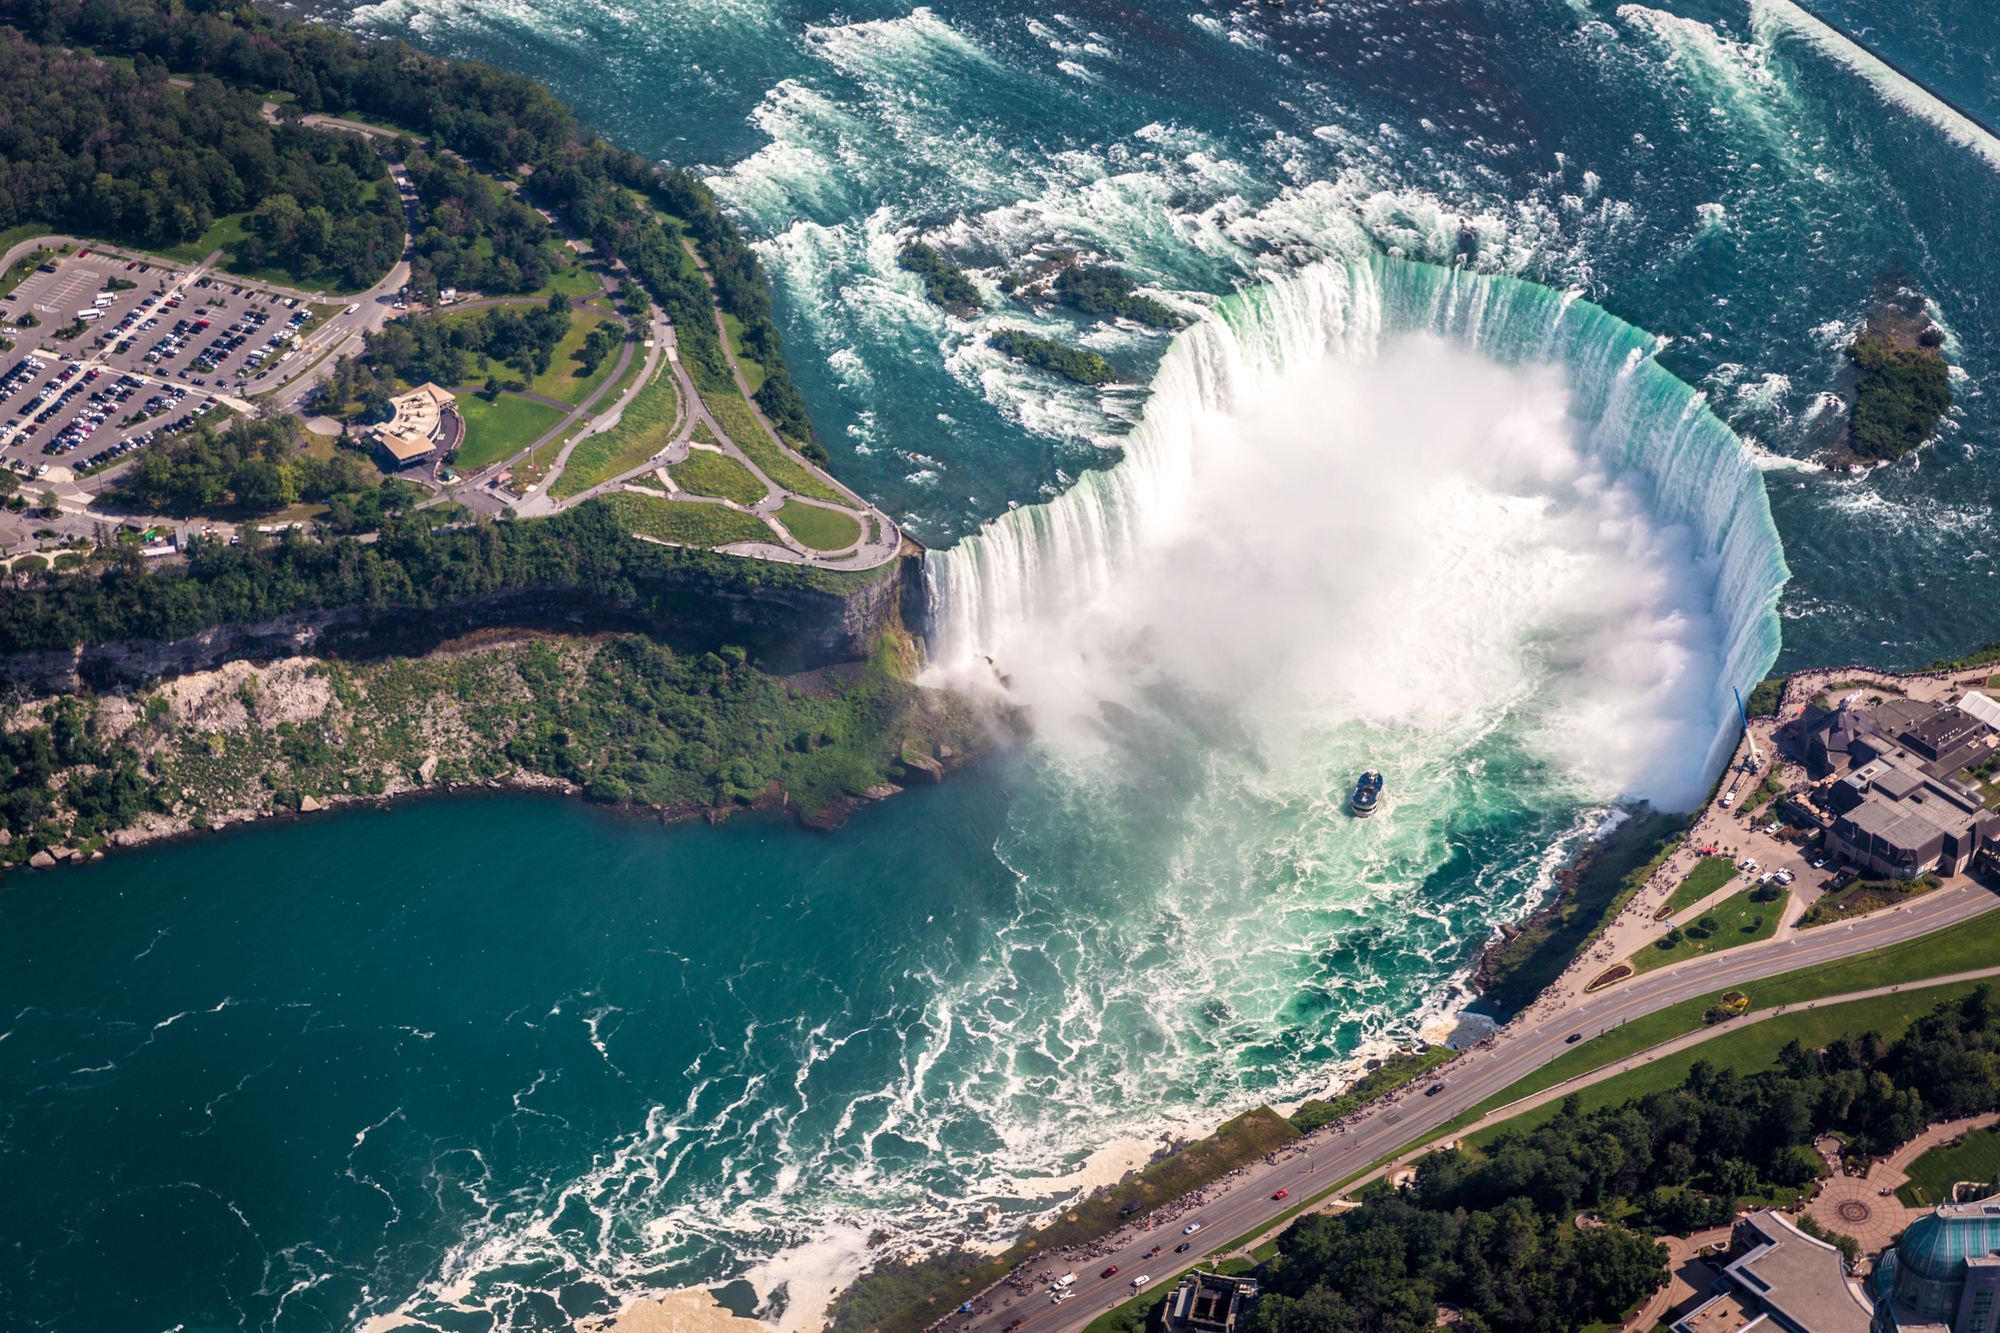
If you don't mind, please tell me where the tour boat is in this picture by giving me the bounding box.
[1350,770,1384,817]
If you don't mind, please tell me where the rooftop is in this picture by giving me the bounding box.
[1675,1212,1871,1333]
[1896,1196,2000,1280]
[372,382,457,462]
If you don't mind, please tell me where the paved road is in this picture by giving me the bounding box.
[945,879,2000,1333]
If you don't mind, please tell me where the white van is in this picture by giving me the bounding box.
[1052,1274,1077,1290]
[76,310,102,321]
[93,295,115,307]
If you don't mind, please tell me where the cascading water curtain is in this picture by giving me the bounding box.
[928,255,1789,787]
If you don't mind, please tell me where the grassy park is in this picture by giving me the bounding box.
[548,368,677,499]
[1656,856,1737,920]
[775,499,862,551]
[453,393,565,470]
[529,310,625,404]
[671,450,766,504]
[1898,1127,2000,1206]
[702,389,846,504]
[1630,885,1780,975]
[610,494,773,547]
[1454,907,2000,1124]
[1466,977,1999,1147]
[721,311,766,394]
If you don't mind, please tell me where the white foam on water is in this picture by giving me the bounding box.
[1752,0,2000,173]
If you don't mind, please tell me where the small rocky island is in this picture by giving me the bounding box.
[1823,294,1953,470]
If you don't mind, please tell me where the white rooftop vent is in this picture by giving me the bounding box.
[1959,692,2000,732]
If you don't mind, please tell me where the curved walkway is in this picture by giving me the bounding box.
[1804,1111,2000,1264]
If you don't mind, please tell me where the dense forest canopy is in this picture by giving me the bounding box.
[361,292,574,395]
[111,411,428,529]
[403,146,561,298]
[0,28,399,284]
[0,495,868,652]
[10,0,829,461]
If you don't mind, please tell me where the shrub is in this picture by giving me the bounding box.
[586,775,629,803]
[989,328,1115,384]
[897,242,981,309]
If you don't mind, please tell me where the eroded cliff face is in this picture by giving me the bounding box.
[0,557,916,695]
[0,619,998,862]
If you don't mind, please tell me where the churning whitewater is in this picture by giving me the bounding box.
[929,257,1788,792]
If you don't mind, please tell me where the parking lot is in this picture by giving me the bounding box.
[0,252,333,487]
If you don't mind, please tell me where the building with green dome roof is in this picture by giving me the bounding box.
[1879,1195,2000,1333]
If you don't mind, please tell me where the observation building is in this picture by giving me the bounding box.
[1877,1196,2000,1333]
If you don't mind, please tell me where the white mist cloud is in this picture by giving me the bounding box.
[961,334,1726,813]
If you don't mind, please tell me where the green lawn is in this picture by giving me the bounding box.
[1466,979,1997,1148]
[670,449,766,505]
[701,389,846,504]
[610,493,774,547]
[1629,886,1779,976]
[721,311,766,394]
[154,209,251,265]
[1898,1127,2000,1207]
[454,393,566,470]
[1453,907,2000,1124]
[775,499,862,551]
[549,367,677,499]
[529,310,626,405]
[1657,857,1738,920]
[588,338,653,422]
[531,261,606,301]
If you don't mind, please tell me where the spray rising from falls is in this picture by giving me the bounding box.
[930,256,1789,799]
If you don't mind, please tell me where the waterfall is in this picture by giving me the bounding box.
[928,256,1790,793]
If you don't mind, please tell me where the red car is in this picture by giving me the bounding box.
[1100,1266,1118,1279]
[1272,1189,1289,1201]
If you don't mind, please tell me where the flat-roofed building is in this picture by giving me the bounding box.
[1163,1273,1258,1333]
[370,382,462,471]
[1825,742,1997,878]
[1670,1211,1871,1333]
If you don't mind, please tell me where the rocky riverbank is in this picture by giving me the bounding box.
[0,624,1003,867]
